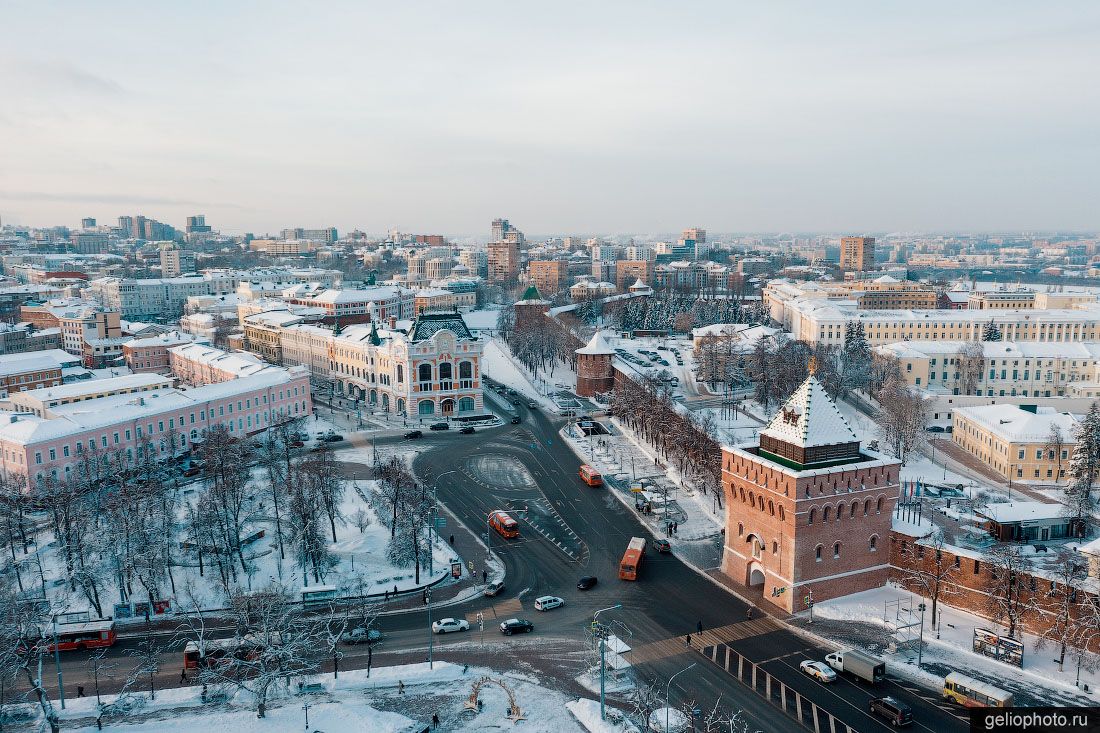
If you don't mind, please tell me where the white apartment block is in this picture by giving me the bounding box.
[784,299,1100,346]
[876,340,1100,398]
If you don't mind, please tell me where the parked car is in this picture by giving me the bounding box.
[459,426,475,434]
[510,416,522,424]
[534,595,564,611]
[577,576,598,591]
[404,430,423,439]
[429,422,450,431]
[869,697,912,726]
[341,627,382,645]
[652,538,671,553]
[183,466,202,478]
[309,444,327,452]
[527,401,537,409]
[799,660,837,683]
[499,618,534,635]
[288,440,305,449]
[483,580,505,597]
[431,618,469,634]
[322,432,344,442]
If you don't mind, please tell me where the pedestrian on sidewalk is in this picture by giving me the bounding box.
[432,713,440,728]
[685,634,691,646]
[482,569,487,583]
[398,680,405,695]
[77,685,85,697]
[449,534,455,546]
[393,584,398,595]
[180,668,188,684]
[696,620,703,634]
[384,590,389,602]
[422,590,428,605]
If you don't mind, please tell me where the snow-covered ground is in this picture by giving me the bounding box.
[26,467,462,623]
[801,585,1099,707]
[462,307,502,332]
[695,406,761,446]
[482,338,575,411]
[35,660,626,732]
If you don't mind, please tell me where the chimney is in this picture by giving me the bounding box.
[388,316,397,330]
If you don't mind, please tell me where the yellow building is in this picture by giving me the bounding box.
[952,404,1078,482]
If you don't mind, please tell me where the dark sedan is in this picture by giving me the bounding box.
[499,618,534,635]
[577,576,598,590]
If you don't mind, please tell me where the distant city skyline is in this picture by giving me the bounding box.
[1,2,1098,234]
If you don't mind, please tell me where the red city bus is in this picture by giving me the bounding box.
[42,620,117,652]
[579,464,603,486]
[619,537,646,580]
[183,635,274,670]
[489,510,520,539]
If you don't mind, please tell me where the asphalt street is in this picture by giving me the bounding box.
[16,396,971,732]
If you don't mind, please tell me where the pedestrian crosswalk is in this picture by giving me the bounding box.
[630,617,780,664]
[465,597,522,624]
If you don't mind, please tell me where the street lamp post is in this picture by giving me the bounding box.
[593,604,622,721]
[427,588,434,670]
[666,662,697,733]
[917,602,927,669]
[52,615,64,710]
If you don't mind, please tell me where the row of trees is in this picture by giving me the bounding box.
[610,372,722,497]
[898,533,1098,673]
[611,294,769,333]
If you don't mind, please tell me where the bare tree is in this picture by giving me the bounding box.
[956,340,985,396]
[0,582,59,733]
[1045,424,1067,484]
[195,586,324,718]
[898,531,959,629]
[1031,550,1087,671]
[875,377,928,465]
[985,544,1028,639]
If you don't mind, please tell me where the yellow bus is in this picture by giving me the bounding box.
[943,672,1013,708]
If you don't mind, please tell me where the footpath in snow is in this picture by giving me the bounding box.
[24,659,634,733]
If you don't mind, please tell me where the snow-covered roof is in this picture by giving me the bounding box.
[976,501,1067,524]
[15,373,171,402]
[125,331,200,349]
[759,373,859,449]
[0,368,301,445]
[875,340,1100,360]
[0,350,82,376]
[576,331,615,355]
[954,404,1080,443]
[873,275,900,283]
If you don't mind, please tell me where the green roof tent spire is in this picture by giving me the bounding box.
[369,320,381,345]
[520,284,541,302]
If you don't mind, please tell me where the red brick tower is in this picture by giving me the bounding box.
[721,359,900,613]
[575,331,616,397]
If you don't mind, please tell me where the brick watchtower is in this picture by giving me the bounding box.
[574,331,616,397]
[721,359,900,613]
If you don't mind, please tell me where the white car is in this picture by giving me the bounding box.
[799,660,837,683]
[431,618,470,634]
[534,595,564,611]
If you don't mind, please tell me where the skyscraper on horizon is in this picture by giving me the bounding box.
[840,236,875,271]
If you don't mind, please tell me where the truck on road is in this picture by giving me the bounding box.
[825,649,885,684]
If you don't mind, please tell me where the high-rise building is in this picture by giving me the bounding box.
[281,227,337,243]
[459,250,488,279]
[528,260,568,296]
[615,260,655,291]
[491,218,524,245]
[487,241,520,284]
[81,218,96,229]
[160,242,196,277]
[70,232,108,254]
[186,215,212,234]
[681,228,706,244]
[840,236,875,271]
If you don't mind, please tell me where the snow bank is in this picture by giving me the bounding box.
[566,699,641,733]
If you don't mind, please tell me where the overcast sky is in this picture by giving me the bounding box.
[1,2,1097,236]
